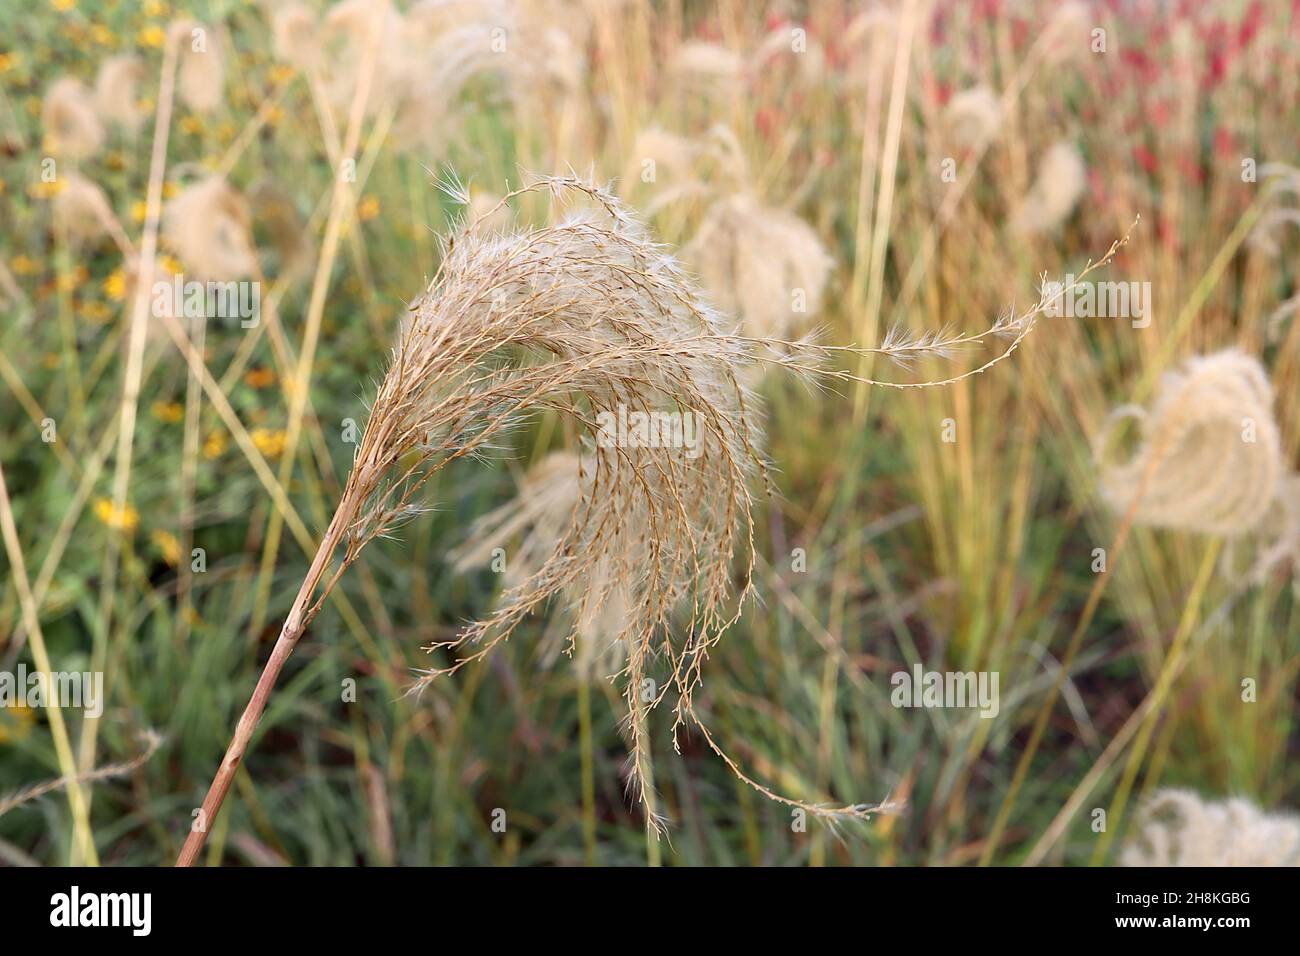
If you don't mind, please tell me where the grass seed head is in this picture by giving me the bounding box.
[42,77,104,161]
[1011,140,1087,235]
[94,55,147,134]
[163,176,259,281]
[1122,789,1300,866]
[1096,349,1283,536]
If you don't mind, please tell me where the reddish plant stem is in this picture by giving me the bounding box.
[176,507,350,867]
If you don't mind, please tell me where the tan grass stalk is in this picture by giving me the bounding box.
[246,3,382,646]
[0,462,98,865]
[81,31,182,845]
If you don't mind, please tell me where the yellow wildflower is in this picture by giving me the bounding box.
[152,400,184,423]
[57,266,89,293]
[94,497,140,532]
[138,25,166,48]
[244,367,276,389]
[151,529,182,566]
[251,427,288,459]
[104,268,126,301]
[30,180,66,199]
[78,300,111,323]
[202,431,227,459]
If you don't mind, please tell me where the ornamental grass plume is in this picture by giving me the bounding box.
[1246,163,1300,257]
[41,77,104,161]
[1121,789,1300,866]
[943,85,1001,150]
[172,21,226,114]
[51,173,116,248]
[1252,473,1300,591]
[1095,349,1283,536]
[669,41,743,99]
[320,0,406,116]
[162,176,258,281]
[178,175,1127,864]
[250,180,314,281]
[685,192,833,340]
[94,55,147,134]
[1011,140,1087,235]
[270,2,320,69]
[449,449,629,681]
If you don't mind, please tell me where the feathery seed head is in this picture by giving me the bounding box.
[686,193,833,340]
[94,56,147,133]
[1012,140,1087,235]
[172,21,226,114]
[1096,349,1283,536]
[1122,790,1300,866]
[51,172,115,247]
[42,77,105,161]
[163,176,258,281]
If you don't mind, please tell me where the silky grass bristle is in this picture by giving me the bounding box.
[449,449,629,682]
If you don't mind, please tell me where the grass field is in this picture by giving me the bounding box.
[1,0,1298,867]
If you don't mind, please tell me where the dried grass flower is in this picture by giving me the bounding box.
[179,175,1129,863]
[172,21,226,114]
[1121,789,1300,866]
[1095,349,1283,536]
[163,176,258,281]
[944,85,1001,150]
[270,2,320,69]
[449,450,628,682]
[685,193,833,340]
[94,55,147,134]
[51,172,116,247]
[1011,140,1087,235]
[670,40,743,98]
[42,77,104,161]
